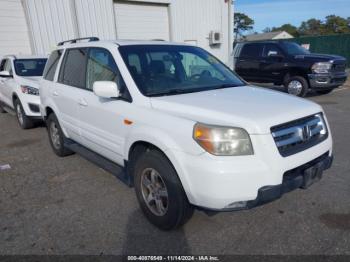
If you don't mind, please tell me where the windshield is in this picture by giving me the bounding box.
[281,42,310,56]
[14,59,47,77]
[119,45,244,97]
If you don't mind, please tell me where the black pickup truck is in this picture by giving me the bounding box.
[233,41,348,97]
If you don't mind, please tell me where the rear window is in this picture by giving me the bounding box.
[14,59,47,77]
[240,43,263,58]
[44,50,63,81]
[58,48,88,88]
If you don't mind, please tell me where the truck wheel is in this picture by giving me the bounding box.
[285,76,309,97]
[133,149,194,230]
[47,113,74,157]
[317,89,333,95]
[14,99,34,129]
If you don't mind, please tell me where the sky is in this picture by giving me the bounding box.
[235,0,350,33]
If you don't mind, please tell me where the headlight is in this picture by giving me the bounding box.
[21,85,39,96]
[193,123,253,156]
[312,62,332,74]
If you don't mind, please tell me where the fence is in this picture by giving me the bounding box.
[292,34,350,67]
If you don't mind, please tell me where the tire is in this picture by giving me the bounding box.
[284,76,309,97]
[317,89,334,95]
[133,149,194,230]
[14,99,34,129]
[46,113,74,157]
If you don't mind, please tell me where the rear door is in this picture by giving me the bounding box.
[55,48,88,143]
[77,47,131,165]
[260,43,286,82]
[235,43,264,81]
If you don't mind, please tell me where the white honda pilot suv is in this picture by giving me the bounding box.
[40,37,333,230]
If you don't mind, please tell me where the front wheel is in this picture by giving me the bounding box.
[14,99,34,129]
[133,149,194,230]
[285,76,309,97]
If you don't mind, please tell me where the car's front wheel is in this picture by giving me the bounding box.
[133,149,194,230]
[285,76,309,97]
[14,99,34,129]
[47,113,74,157]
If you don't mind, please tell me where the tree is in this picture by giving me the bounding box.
[234,12,254,40]
[298,19,323,36]
[271,23,299,37]
[262,27,272,33]
[323,15,350,34]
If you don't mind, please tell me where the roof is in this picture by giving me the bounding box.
[243,31,293,42]
[3,54,47,60]
[56,39,190,49]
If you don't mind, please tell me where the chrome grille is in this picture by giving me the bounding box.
[332,63,346,72]
[271,114,328,157]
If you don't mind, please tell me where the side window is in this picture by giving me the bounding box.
[44,50,63,81]
[240,44,263,58]
[0,59,13,74]
[0,59,6,71]
[86,48,128,98]
[263,44,283,57]
[59,48,88,88]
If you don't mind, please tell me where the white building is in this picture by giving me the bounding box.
[0,0,234,66]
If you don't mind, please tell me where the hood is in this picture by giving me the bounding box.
[295,53,346,63]
[17,76,41,89]
[150,86,322,134]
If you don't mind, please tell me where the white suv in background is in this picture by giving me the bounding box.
[40,37,333,230]
[0,55,47,129]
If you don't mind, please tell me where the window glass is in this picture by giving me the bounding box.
[86,48,126,93]
[14,59,47,77]
[240,43,263,58]
[59,48,87,88]
[119,45,244,97]
[281,42,310,55]
[0,59,13,74]
[44,50,63,81]
[0,59,6,71]
[127,54,142,74]
[263,44,282,57]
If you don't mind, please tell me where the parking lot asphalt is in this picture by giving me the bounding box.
[0,82,350,256]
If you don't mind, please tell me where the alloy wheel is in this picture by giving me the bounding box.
[140,168,169,216]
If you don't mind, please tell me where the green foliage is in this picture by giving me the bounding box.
[266,15,350,36]
[234,12,254,39]
[271,24,299,37]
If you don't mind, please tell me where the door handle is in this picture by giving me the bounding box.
[78,99,88,107]
[52,91,59,97]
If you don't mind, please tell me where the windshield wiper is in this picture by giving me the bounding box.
[147,88,199,97]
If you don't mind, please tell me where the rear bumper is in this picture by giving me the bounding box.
[308,72,347,89]
[198,152,333,212]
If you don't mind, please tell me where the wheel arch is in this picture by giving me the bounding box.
[283,68,309,85]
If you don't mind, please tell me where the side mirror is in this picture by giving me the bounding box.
[93,81,120,99]
[0,70,12,78]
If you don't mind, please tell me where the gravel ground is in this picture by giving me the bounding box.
[0,82,349,255]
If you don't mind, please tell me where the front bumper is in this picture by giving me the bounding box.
[308,71,347,89]
[206,152,333,212]
[170,132,333,210]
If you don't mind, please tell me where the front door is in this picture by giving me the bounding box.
[259,43,286,83]
[77,47,131,165]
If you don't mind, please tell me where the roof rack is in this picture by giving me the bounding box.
[57,37,100,46]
